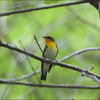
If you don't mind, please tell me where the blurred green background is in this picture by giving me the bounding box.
[0,0,100,99]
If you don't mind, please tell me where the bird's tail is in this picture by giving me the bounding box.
[41,72,47,81]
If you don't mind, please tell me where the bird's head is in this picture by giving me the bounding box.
[42,35,55,44]
[42,35,57,51]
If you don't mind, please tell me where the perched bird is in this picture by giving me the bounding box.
[41,36,58,81]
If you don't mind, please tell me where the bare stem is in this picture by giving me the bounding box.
[0,1,87,17]
[0,70,40,81]
[34,35,43,53]
[0,80,100,89]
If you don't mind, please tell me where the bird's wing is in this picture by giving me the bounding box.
[41,45,47,72]
[48,43,58,72]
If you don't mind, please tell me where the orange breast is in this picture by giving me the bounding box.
[45,39,57,52]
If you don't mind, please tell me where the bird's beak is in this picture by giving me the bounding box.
[42,36,46,38]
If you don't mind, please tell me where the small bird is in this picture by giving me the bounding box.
[41,36,58,81]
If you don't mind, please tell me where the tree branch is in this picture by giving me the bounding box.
[81,65,100,84]
[0,70,40,81]
[82,71,100,84]
[0,80,100,89]
[34,35,43,53]
[0,41,100,82]
[59,47,100,62]
[0,0,87,17]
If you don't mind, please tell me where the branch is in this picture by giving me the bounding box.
[82,71,100,84]
[0,41,100,81]
[34,35,43,53]
[81,65,100,84]
[0,0,87,17]
[59,47,100,62]
[85,0,100,17]
[0,80,100,89]
[0,70,40,81]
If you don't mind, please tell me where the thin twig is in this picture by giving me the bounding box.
[87,65,94,71]
[0,1,87,17]
[0,70,40,81]
[0,80,100,89]
[81,65,100,84]
[34,35,43,53]
[19,40,41,83]
[82,71,100,84]
[59,48,100,62]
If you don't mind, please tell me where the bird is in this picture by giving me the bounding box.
[41,35,58,81]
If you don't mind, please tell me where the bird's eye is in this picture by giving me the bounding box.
[46,36,54,41]
[47,37,51,39]
[49,37,51,39]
